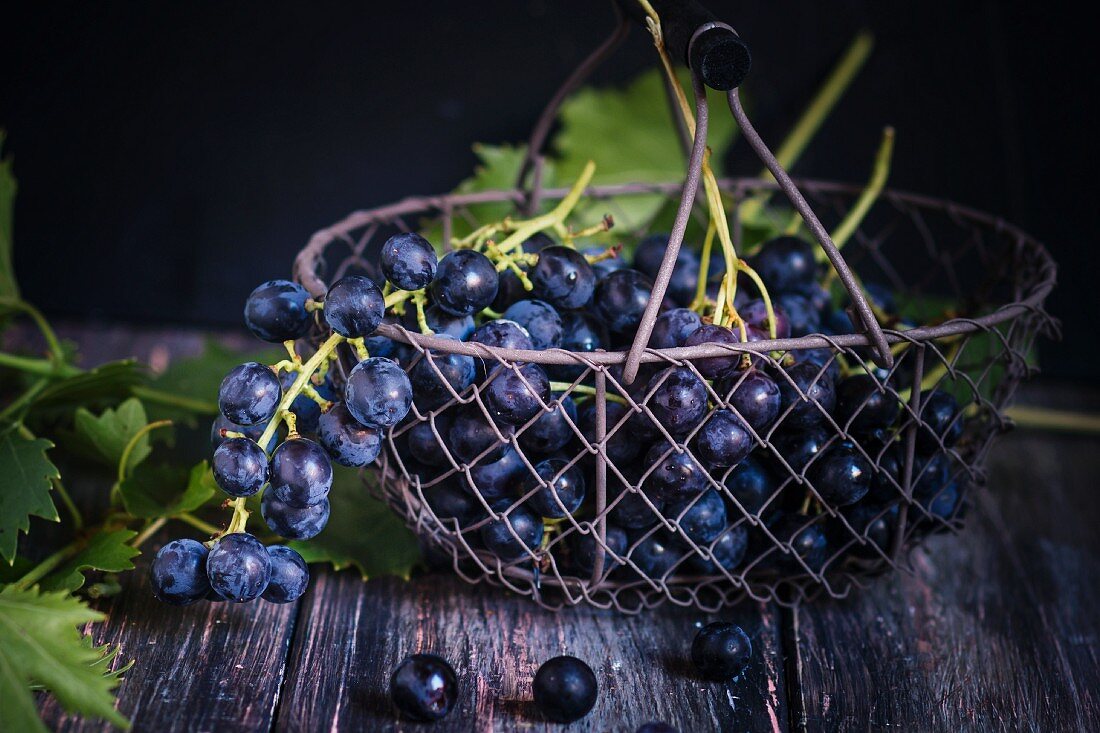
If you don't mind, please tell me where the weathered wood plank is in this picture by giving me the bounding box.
[792,404,1100,731]
[37,529,302,733]
[275,572,787,732]
[27,326,298,732]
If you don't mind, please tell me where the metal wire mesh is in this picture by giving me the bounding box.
[293,178,1056,612]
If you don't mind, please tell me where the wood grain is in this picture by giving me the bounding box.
[791,415,1100,731]
[275,573,787,732]
[37,528,302,733]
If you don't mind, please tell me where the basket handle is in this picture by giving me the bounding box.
[621,17,894,383]
[621,62,711,385]
[614,0,751,91]
[726,88,894,369]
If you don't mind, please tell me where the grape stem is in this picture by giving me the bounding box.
[0,351,218,415]
[493,160,597,255]
[411,290,433,334]
[550,382,628,406]
[348,337,371,361]
[222,332,347,537]
[51,477,83,530]
[820,126,895,260]
[0,296,68,363]
[567,215,615,244]
[737,260,778,339]
[485,240,534,290]
[130,517,167,549]
[636,2,746,331]
[8,540,85,592]
[691,218,718,312]
[740,31,874,225]
[1003,405,1100,434]
[177,512,221,536]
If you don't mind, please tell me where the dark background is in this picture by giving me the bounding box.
[1,1,1092,377]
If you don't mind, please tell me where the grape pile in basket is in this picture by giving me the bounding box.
[147,162,963,607]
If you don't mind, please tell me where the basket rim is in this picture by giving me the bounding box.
[293,176,1056,367]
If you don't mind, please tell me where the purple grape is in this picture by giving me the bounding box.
[594,269,652,333]
[644,441,708,503]
[150,539,210,606]
[647,366,709,436]
[693,409,753,468]
[650,308,702,349]
[683,324,744,379]
[244,279,311,342]
[269,438,333,508]
[524,458,586,518]
[751,236,816,294]
[485,363,550,426]
[481,504,544,561]
[381,232,437,291]
[518,395,578,455]
[531,245,597,309]
[716,369,781,435]
[324,275,385,338]
[262,545,309,603]
[345,357,413,429]
[206,532,270,603]
[390,654,459,722]
[212,437,268,497]
[261,492,330,540]
[503,299,563,350]
[317,402,382,467]
[218,362,281,426]
[430,249,499,316]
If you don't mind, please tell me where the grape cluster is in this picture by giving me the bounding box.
[151,218,965,606]
[151,253,419,605]
[368,231,967,587]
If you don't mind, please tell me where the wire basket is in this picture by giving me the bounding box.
[292,3,1056,612]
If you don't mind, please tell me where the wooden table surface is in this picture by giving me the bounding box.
[30,326,1100,732]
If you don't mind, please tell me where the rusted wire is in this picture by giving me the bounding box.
[296,176,1054,613]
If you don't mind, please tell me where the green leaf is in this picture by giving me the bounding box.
[32,360,146,416]
[146,340,282,424]
[287,467,419,580]
[0,555,34,584]
[420,144,557,246]
[70,398,153,472]
[0,432,60,564]
[0,586,130,731]
[38,530,140,593]
[894,293,956,325]
[554,67,738,231]
[118,460,217,519]
[456,143,557,223]
[0,131,19,302]
[84,639,134,684]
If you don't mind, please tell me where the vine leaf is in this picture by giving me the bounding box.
[288,467,420,580]
[69,398,153,472]
[554,67,738,231]
[0,130,17,302]
[31,360,145,419]
[420,144,558,246]
[38,530,141,593]
[145,340,283,425]
[0,431,60,564]
[0,586,131,732]
[118,461,217,519]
